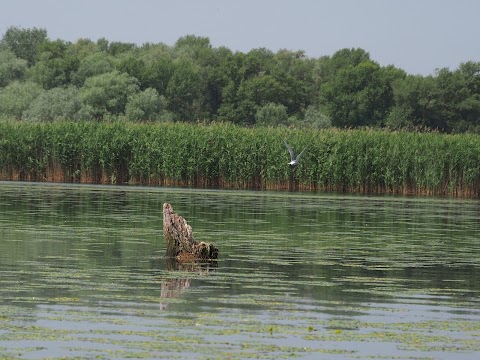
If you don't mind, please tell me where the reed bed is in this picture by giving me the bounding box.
[0,120,479,197]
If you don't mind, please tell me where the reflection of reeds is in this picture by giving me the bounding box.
[1,121,479,196]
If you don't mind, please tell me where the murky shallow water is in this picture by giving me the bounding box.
[0,182,479,359]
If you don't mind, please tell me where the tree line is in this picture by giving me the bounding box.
[1,26,479,133]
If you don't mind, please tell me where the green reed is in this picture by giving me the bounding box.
[0,120,478,196]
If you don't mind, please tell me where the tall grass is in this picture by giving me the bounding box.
[0,120,479,196]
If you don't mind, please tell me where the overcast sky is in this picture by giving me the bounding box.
[1,0,479,75]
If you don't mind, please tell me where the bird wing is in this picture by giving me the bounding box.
[295,146,308,161]
[283,139,295,161]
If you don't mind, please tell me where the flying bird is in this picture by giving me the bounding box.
[283,139,307,166]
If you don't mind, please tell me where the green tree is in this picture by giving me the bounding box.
[303,105,332,129]
[66,38,99,60]
[321,60,403,127]
[454,61,480,131]
[240,48,275,79]
[174,35,212,63]
[438,65,480,132]
[80,71,139,119]
[458,61,480,93]
[107,41,136,56]
[216,51,258,123]
[386,75,439,129]
[0,48,28,87]
[272,49,316,116]
[98,39,137,56]
[235,74,288,124]
[96,37,109,52]
[72,51,115,86]
[198,46,234,119]
[27,39,79,89]
[166,58,203,121]
[115,50,146,87]
[255,102,288,126]
[1,26,48,66]
[174,35,230,119]
[0,81,43,119]
[125,87,171,121]
[387,66,480,132]
[117,44,175,94]
[218,48,315,124]
[314,48,370,83]
[433,67,470,131]
[22,86,87,121]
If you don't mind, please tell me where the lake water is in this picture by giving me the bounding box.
[0,182,479,359]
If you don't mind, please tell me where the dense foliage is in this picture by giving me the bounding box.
[1,26,479,132]
[1,121,478,196]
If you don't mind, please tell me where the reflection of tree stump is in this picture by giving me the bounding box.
[163,203,218,262]
[160,258,217,310]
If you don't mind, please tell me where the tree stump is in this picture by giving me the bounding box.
[163,203,218,262]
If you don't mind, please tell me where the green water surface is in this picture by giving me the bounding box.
[0,182,479,359]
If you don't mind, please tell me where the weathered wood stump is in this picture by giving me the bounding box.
[163,203,218,262]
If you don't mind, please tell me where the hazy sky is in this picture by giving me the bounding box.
[1,0,479,75]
